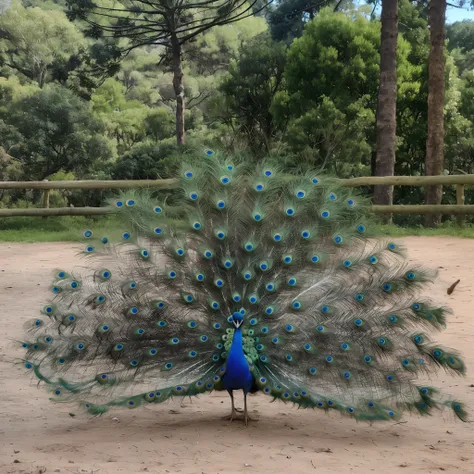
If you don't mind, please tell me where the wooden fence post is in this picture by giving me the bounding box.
[456,184,465,227]
[42,179,50,219]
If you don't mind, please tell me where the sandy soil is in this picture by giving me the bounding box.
[0,237,473,474]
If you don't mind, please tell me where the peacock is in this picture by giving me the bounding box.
[19,150,467,426]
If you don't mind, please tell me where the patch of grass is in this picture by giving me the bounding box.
[0,216,473,242]
[0,216,120,242]
[376,223,474,238]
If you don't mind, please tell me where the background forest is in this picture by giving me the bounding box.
[1,0,474,227]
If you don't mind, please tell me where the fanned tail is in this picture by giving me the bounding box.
[20,150,467,421]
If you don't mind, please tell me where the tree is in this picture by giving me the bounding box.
[112,142,171,180]
[447,20,474,73]
[0,147,22,181]
[115,48,163,105]
[5,84,112,179]
[145,108,175,141]
[373,0,398,219]
[217,33,287,153]
[447,20,474,52]
[0,1,85,87]
[285,10,381,112]
[282,7,425,179]
[67,0,270,146]
[268,0,342,42]
[283,9,381,173]
[392,0,428,206]
[444,58,474,176]
[112,141,203,179]
[424,0,446,227]
[284,96,374,175]
[91,77,154,152]
[187,16,267,75]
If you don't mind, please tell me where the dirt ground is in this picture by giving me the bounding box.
[0,237,473,474]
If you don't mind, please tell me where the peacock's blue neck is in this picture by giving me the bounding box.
[228,327,244,360]
[223,327,254,393]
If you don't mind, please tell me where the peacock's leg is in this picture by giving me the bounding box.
[244,392,249,426]
[222,391,255,424]
[243,392,258,425]
[222,391,238,421]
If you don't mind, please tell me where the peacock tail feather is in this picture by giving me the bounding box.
[20,150,467,421]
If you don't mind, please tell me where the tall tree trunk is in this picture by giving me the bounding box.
[171,38,185,146]
[424,0,446,227]
[374,0,398,224]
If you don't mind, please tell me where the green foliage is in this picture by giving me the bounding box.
[145,108,175,141]
[0,147,22,180]
[3,216,474,243]
[398,0,429,63]
[116,48,163,105]
[0,0,86,87]
[376,222,474,239]
[90,78,127,114]
[112,141,205,180]
[280,9,381,172]
[284,96,373,175]
[45,170,77,208]
[0,216,120,242]
[217,33,287,153]
[444,21,474,211]
[90,78,184,151]
[0,118,23,155]
[285,9,381,111]
[191,16,268,74]
[4,84,113,179]
[112,142,171,180]
[65,0,270,142]
[0,76,39,108]
[447,20,474,73]
[268,0,339,42]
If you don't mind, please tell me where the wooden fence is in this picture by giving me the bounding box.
[0,175,472,226]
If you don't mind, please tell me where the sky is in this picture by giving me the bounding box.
[358,1,474,25]
[447,5,474,24]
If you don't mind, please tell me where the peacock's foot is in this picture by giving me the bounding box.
[244,413,258,425]
[222,411,258,425]
[221,407,243,419]
[222,412,235,421]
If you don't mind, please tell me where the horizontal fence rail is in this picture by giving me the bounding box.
[371,204,474,215]
[0,179,179,190]
[1,174,474,190]
[340,175,474,186]
[0,207,111,217]
[0,175,472,221]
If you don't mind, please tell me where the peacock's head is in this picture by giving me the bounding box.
[231,312,244,329]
